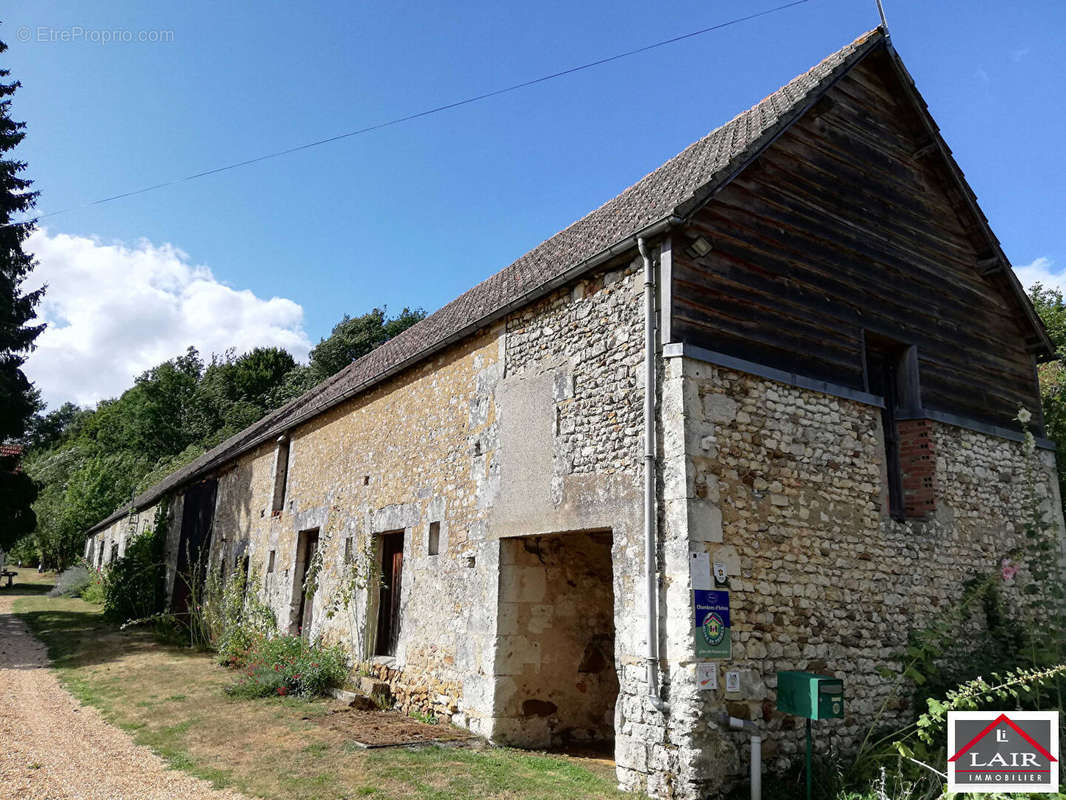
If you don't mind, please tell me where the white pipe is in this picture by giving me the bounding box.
[724,714,757,731]
[750,735,762,800]
[719,715,762,800]
[638,236,667,713]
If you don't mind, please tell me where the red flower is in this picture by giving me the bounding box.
[277,686,288,696]
[1001,558,1019,581]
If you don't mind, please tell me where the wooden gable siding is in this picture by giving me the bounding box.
[671,50,1041,431]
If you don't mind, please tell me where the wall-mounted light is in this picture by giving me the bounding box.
[687,236,713,258]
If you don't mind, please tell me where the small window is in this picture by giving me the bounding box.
[110,543,119,563]
[267,550,276,573]
[344,537,354,564]
[427,522,441,556]
[271,436,291,514]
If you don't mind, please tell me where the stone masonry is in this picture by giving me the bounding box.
[86,255,650,747]
[616,354,1064,798]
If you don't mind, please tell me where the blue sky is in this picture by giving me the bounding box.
[6,0,1065,406]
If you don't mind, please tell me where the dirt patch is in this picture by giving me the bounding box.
[317,707,477,748]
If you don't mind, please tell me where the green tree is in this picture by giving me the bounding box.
[267,307,425,407]
[21,307,423,566]
[1030,283,1066,507]
[193,347,297,442]
[128,347,203,456]
[22,399,85,451]
[228,347,298,405]
[1030,283,1066,353]
[308,307,424,379]
[0,38,43,440]
[0,38,43,550]
[0,447,36,550]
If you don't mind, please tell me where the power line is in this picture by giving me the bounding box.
[14,0,810,227]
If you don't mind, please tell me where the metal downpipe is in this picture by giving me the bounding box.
[638,236,667,714]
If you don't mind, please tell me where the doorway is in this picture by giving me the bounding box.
[374,531,405,657]
[171,479,218,613]
[291,529,319,639]
[494,530,617,749]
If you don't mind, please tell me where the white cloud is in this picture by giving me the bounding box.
[23,229,312,408]
[1014,256,1064,294]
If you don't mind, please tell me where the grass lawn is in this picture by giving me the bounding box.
[6,569,630,800]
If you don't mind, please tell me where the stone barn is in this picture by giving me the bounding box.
[85,27,1065,798]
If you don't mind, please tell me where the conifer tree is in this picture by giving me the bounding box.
[0,37,42,549]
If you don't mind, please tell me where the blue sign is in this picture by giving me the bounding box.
[693,589,731,659]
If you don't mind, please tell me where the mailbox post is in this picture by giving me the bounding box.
[777,671,845,800]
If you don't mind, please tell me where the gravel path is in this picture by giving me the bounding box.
[0,592,252,800]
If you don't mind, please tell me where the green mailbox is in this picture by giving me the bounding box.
[777,671,844,720]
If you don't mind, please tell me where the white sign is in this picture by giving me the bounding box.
[690,550,712,590]
[713,561,728,584]
[696,663,717,691]
[725,670,742,693]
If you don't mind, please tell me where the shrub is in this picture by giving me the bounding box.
[80,567,107,604]
[211,567,276,667]
[178,559,277,661]
[225,635,349,699]
[48,564,90,597]
[101,505,169,624]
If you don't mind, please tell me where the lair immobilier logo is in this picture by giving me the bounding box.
[948,711,1059,792]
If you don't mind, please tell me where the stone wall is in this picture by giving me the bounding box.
[490,259,647,746]
[202,325,504,734]
[619,354,1065,798]
[85,502,161,569]
[187,252,650,744]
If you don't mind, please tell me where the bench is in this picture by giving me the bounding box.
[1,570,15,588]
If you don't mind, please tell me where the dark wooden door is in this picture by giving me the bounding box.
[375,533,404,656]
[866,345,904,520]
[171,479,218,613]
[295,530,319,640]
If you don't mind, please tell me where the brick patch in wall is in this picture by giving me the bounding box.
[899,418,936,518]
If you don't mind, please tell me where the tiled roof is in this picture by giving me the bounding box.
[88,28,884,533]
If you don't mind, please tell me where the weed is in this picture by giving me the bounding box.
[225,635,349,699]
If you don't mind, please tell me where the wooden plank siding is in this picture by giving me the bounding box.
[671,50,1043,432]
